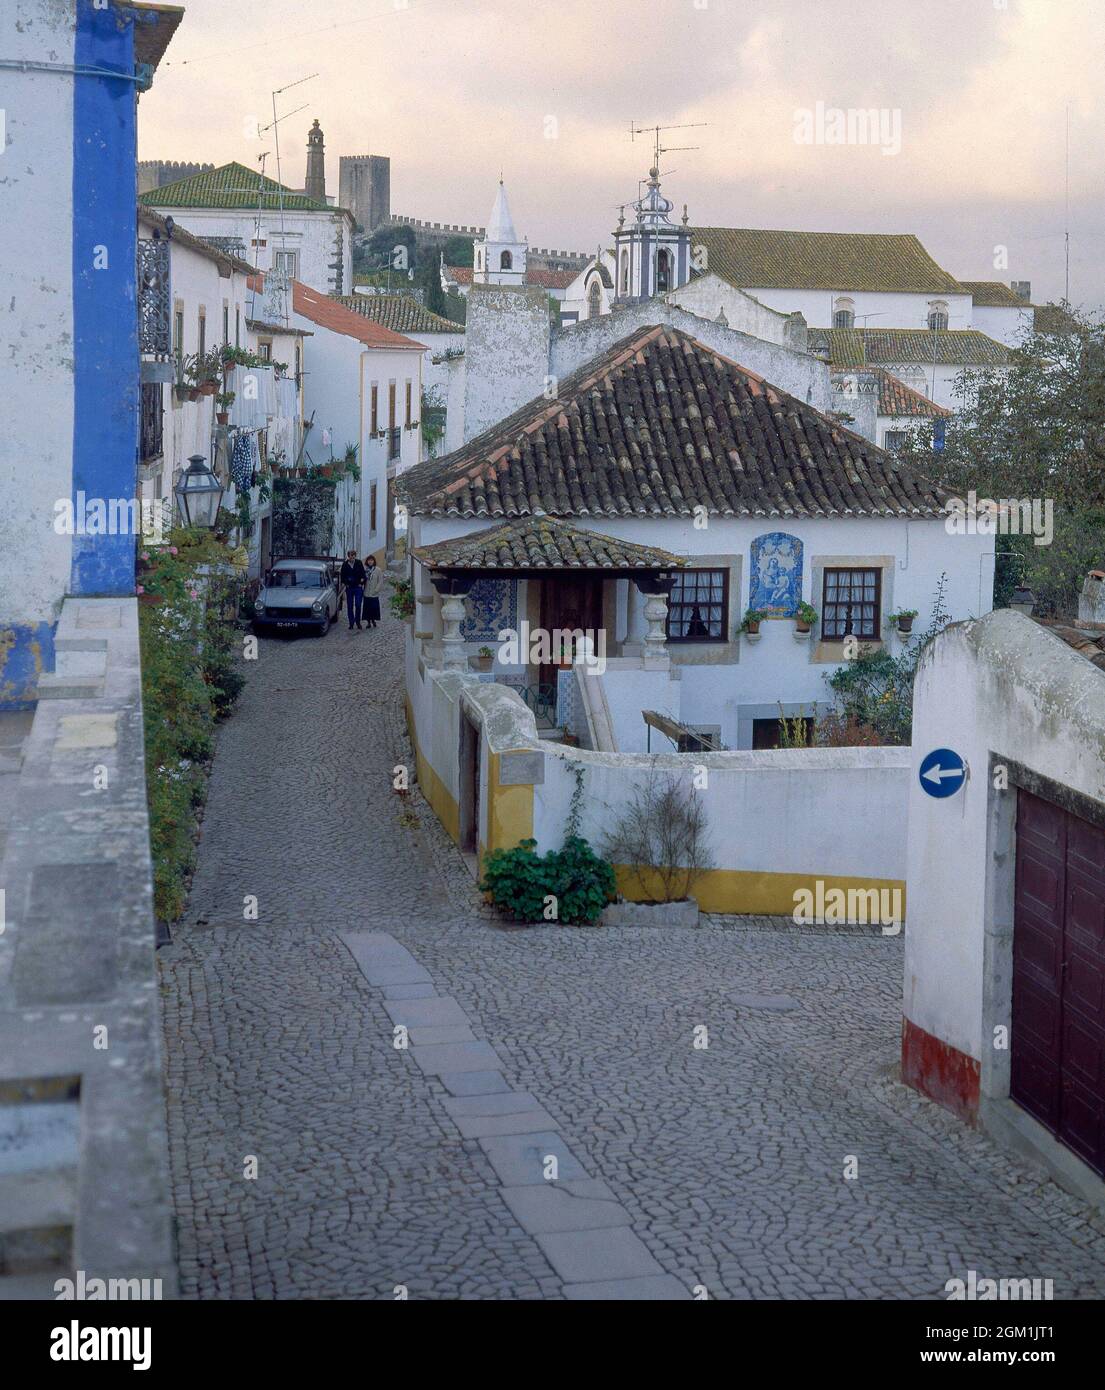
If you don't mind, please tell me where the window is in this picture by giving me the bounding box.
[174,308,184,372]
[500,249,513,270]
[476,249,482,270]
[369,483,378,535]
[222,303,229,345]
[294,345,301,382]
[666,568,729,642]
[388,381,396,430]
[821,567,881,640]
[258,340,272,361]
[588,280,602,319]
[883,430,908,451]
[371,383,379,434]
[197,310,206,360]
[753,717,814,750]
[619,250,628,294]
[274,250,298,278]
[656,248,672,293]
[235,306,240,347]
[405,379,412,426]
[927,302,949,330]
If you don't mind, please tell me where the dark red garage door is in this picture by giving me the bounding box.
[1012,787,1105,1177]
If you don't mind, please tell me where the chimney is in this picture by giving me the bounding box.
[1011,280,1032,303]
[462,285,550,442]
[1078,570,1105,625]
[305,119,326,204]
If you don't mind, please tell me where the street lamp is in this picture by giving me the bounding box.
[1009,585,1036,617]
[174,454,224,529]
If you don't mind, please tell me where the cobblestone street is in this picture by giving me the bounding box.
[158,611,1105,1300]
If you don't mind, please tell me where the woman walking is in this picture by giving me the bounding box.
[362,554,383,628]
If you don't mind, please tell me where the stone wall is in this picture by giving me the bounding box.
[0,597,176,1296]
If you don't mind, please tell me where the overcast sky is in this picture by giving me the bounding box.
[142,0,1103,310]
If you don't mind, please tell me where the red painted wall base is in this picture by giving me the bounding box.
[901,1016,980,1124]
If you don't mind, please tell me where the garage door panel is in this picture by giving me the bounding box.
[1014,785,1105,1180]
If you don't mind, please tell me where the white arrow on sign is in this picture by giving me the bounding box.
[922,764,965,785]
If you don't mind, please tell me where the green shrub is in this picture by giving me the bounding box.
[480,836,615,926]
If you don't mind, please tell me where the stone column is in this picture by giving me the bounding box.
[441,594,469,671]
[642,593,670,670]
[622,579,646,658]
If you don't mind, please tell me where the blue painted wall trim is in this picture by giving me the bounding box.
[0,623,57,711]
[71,0,139,597]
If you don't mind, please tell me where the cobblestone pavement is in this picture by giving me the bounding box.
[159,610,1105,1300]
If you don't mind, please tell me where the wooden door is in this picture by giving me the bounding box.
[1012,787,1105,1176]
[538,575,603,688]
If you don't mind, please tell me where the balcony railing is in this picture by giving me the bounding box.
[387,427,402,461]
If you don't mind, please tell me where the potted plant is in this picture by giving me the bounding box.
[472,645,495,672]
[215,390,235,426]
[889,608,918,636]
[794,600,817,635]
[741,608,766,642]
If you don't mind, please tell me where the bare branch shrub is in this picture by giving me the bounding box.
[603,769,714,904]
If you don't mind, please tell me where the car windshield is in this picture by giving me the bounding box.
[269,569,326,589]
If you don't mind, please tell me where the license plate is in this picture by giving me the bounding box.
[275,620,298,628]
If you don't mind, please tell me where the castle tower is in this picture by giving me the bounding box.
[473,180,527,286]
[305,119,327,204]
[338,153,391,231]
[612,157,691,303]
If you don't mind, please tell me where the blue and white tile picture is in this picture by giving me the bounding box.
[749,533,803,617]
[461,579,518,642]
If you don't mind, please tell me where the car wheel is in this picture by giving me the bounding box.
[315,616,329,637]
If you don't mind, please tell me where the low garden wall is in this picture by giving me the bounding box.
[405,631,910,918]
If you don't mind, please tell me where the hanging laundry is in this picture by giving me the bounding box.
[230,432,253,492]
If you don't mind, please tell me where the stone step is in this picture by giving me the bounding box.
[35,674,105,701]
[55,649,108,679]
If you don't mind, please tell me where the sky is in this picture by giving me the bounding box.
[141,0,1104,310]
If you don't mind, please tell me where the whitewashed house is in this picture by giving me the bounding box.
[140,161,355,297]
[399,321,993,754]
[286,282,424,562]
[829,368,952,451]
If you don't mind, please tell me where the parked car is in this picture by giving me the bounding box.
[253,557,340,636]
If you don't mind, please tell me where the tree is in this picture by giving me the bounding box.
[899,305,1105,617]
[442,235,474,268]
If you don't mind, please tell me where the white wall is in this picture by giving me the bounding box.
[666,274,807,350]
[971,304,1033,348]
[165,207,352,296]
[904,611,1105,1070]
[1,5,76,645]
[743,286,974,333]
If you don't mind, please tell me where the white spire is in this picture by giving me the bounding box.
[486,179,518,243]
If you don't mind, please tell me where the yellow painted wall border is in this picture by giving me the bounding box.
[405,695,460,844]
[614,865,907,918]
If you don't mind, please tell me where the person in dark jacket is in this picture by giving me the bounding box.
[362,555,382,628]
[340,550,366,629]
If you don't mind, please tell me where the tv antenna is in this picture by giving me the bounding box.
[250,73,319,322]
[629,120,708,167]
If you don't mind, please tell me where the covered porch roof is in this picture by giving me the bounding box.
[411,516,687,579]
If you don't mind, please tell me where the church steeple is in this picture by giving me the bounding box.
[474,178,527,285]
[305,118,327,204]
[612,157,691,302]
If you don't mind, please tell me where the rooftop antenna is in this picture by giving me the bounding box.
[1064,104,1071,302]
[255,73,318,322]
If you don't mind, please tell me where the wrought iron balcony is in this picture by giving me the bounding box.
[140,381,164,463]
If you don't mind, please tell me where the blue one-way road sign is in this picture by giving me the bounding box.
[919,747,967,798]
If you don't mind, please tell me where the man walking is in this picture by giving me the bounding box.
[340,550,366,630]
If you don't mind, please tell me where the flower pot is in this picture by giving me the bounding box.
[216,411,229,425]
[793,624,812,642]
[320,465,333,477]
[561,732,580,748]
[188,387,201,402]
[896,617,914,635]
[471,655,494,672]
[201,380,218,396]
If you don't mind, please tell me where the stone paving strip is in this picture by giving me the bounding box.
[341,929,692,1300]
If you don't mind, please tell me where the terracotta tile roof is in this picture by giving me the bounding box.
[874,370,951,418]
[335,294,463,335]
[398,323,950,521]
[810,327,1010,367]
[444,265,578,290]
[412,516,686,571]
[128,3,184,73]
[958,280,1030,308]
[691,227,965,294]
[1034,617,1105,672]
[290,282,425,350]
[1033,302,1081,335]
[141,161,337,214]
